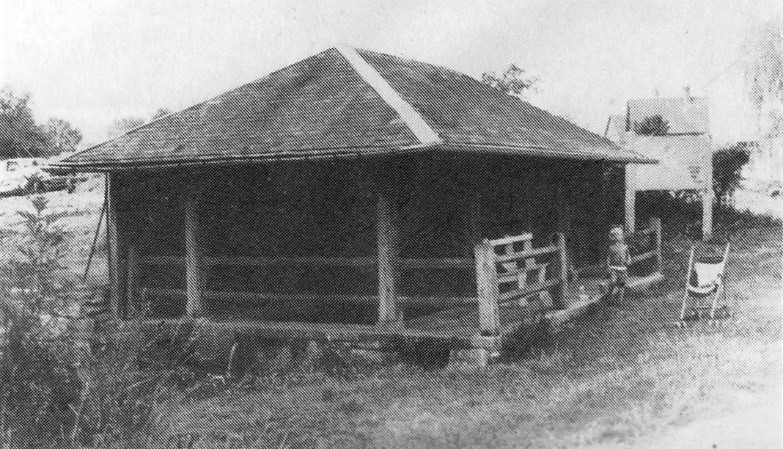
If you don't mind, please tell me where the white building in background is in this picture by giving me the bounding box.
[605,90,713,237]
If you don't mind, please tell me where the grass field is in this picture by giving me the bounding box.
[0,179,780,448]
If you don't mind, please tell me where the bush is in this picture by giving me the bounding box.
[633,115,670,136]
[0,197,201,448]
[7,196,73,315]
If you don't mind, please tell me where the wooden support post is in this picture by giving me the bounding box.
[474,239,499,336]
[702,189,713,240]
[556,183,572,280]
[185,188,203,317]
[702,136,714,240]
[556,232,568,309]
[376,190,401,325]
[624,166,636,234]
[106,173,124,319]
[126,243,138,317]
[650,217,662,272]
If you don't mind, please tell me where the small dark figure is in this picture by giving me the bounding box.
[607,227,631,302]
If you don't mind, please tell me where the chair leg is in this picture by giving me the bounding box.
[678,291,690,322]
[709,284,724,322]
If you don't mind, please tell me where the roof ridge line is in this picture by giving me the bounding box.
[335,45,441,146]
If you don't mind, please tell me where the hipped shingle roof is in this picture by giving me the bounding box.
[58,46,654,170]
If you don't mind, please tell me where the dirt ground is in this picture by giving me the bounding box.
[0,180,780,448]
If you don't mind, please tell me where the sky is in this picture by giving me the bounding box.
[1,0,780,147]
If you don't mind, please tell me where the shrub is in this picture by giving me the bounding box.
[0,197,200,448]
[7,196,72,315]
[633,115,670,136]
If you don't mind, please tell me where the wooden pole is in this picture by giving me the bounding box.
[376,190,400,325]
[624,166,636,234]
[474,239,499,335]
[702,136,714,240]
[106,173,123,319]
[702,189,713,240]
[125,243,138,317]
[82,198,106,282]
[556,232,569,310]
[185,187,203,317]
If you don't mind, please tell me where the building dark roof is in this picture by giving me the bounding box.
[59,46,653,170]
[627,96,709,135]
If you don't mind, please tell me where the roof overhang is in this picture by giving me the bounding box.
[49,142,655,172]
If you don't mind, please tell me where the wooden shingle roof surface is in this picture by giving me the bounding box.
[60,47,653,169]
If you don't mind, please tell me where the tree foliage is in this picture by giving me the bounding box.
[712,142,752,205]
[107,116,145,138]
[151,107,172,120]
[481,64,539,98]
[633,115,670,136]
[744,18,782,118]
[0,89,51,159]
[45,117,83,154]
[0,88,83,159]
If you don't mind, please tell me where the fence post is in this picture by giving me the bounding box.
[556,233,568,309]
[474,239,499,336]
[651,217,662,273]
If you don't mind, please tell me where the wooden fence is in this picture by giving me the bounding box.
[474,232,568,336]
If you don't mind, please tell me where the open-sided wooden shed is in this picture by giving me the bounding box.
[57,46,660,358]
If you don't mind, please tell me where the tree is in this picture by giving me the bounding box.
[744,19,782,120]
[633,115,670,136]
[45,118,83,154]
[151,108,172,120]
[481,64,539,98]
[743,18,782,181]
[712,142,752,207]
[106,116,145,138]
[0,88,51,159]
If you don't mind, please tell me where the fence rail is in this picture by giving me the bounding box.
[474,232,567,336]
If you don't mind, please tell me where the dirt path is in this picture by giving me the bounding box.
[637,395,781,449]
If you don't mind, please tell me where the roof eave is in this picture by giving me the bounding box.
[441,143,658,164]
[49,143,443,172]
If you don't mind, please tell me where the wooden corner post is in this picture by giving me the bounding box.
[376,189,401,325]
[184,186,203,317]
[106,172,124,319]
[474,239,499,336]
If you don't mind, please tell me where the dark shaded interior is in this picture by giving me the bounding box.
[113,153,623,323]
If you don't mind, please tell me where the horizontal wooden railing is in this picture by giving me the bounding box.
[573,217,663,279]
[136,255,473,270]
[474,232,567,336]
[135,287,478,309]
